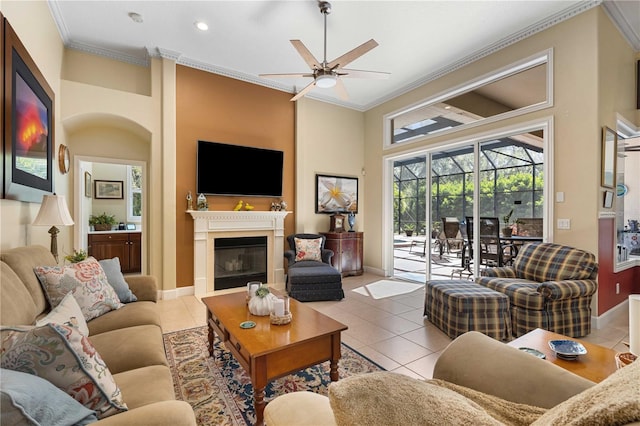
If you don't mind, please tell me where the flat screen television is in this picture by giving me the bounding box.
[196,140,284,197]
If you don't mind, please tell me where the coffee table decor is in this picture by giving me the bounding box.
[248,284,277,316]
[548,339,588,360]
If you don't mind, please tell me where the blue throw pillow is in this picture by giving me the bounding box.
[0,368,98,425]
[98,257,137,303]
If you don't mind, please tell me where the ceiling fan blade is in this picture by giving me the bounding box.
[334,78,349,101]
[290,40,321,70]
[338,68,390,79]
[259,73,314,78]
[290,80,317,101]
[327,39,378,69]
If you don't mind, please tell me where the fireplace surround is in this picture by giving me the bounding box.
[188,210,290,295]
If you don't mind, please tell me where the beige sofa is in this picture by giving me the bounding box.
[0,245,196,425]
[265,331,639,425]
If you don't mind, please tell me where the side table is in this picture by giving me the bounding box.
[321,231,363,277]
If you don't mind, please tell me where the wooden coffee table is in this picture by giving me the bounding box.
[508,328,618,383]
[202,291,347,426]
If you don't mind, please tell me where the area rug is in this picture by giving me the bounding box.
[352,279,424,299]
[163,326,385,426]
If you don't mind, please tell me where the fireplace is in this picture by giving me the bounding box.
[214,236,267,290]
[188,210,290,295]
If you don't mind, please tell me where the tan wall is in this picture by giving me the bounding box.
[175,65,295,288]
[362,8,606,273]
[294,98,365,234]
[0,1,71,254]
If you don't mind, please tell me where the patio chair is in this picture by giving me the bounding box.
[516,218,543,237]
[464,217,515,268]
[441,217,464,256]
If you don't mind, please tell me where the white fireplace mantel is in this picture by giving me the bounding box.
[188,210,290,295]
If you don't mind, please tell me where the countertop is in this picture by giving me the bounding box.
[88,229,142,234]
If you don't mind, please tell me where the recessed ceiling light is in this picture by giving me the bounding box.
[128,12,143,23]
[195,21,209,31]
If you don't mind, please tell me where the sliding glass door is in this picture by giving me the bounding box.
[391,126,546,282]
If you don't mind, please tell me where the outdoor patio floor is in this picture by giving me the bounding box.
[393,236,472,283]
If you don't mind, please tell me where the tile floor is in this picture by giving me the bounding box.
[158,272,631,381]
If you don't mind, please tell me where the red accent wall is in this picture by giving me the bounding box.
[597,217,640,314]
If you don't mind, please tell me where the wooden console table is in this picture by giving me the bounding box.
[321,231,363,277]
[508,328,618,383]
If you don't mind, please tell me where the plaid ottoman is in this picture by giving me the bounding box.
[424,280,511,341]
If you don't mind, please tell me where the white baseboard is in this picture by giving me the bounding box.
[160,286,195,300]
[592,298,629,330]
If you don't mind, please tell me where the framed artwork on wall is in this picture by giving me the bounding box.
[94,180,123,199]
[84,172,92,198]
[601,127,617,189]
[315,174,358,214]
[3,17,55,202]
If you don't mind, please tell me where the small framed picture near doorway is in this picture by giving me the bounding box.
[94,180,123,199]
[84,172,92,198]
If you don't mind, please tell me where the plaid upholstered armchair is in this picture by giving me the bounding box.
[477,242,598,338]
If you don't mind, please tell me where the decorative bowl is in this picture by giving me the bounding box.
[548,339,587,360]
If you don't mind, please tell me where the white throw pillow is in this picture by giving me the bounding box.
[36,292,90,336]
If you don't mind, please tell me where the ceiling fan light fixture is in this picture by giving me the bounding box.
[315,74,337,88]
[195,21,209,31]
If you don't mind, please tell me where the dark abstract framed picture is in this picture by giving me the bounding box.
[3,17,55,202]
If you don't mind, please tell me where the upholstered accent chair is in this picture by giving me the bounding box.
[284,234,344,302]
[477,242,598,338]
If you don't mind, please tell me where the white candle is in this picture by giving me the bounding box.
[274,299,285,317]
[249,283,260,296]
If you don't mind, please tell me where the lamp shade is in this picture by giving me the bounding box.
[32,194,74,227]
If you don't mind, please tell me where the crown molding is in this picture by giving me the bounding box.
[362,0,602,110]
[603,0,640,51]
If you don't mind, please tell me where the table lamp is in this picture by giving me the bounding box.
[32,194,74,263]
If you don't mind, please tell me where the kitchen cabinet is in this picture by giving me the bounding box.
[321,232,363,277]
[88,232,141,273]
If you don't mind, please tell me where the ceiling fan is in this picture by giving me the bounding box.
[259,1,389,101]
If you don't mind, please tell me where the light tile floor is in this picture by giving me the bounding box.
[158,272,630,380]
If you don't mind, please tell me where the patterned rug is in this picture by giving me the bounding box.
[163,326,385,425]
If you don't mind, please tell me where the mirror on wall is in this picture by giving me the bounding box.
[388,52,550,145]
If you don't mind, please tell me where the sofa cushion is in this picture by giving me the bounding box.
[0,324,127,418]
[532,358,640,425]
[113,365,178,409]
[36,291,90,336]
[328,371,503,426]
[89,325,168,374]
[34,257,123,321]
[513,243,597,282]
[1,245,56,315]
[0,261,38,325]
[0,368,98,425]
[294,237,323,262]
[478,278,545,310]
[99,257,137,303]
[87,300,161,335]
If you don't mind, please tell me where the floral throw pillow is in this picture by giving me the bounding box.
[34,257,123,322]
[294,237,323,262]
[0,324,128,418]
[35,292,90,337]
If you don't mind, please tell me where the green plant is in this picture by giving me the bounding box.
[255,285,270,298]
[404,223,416,231]
[89,212,116,226]
[502,209,514,224]
[65,249,87,263]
